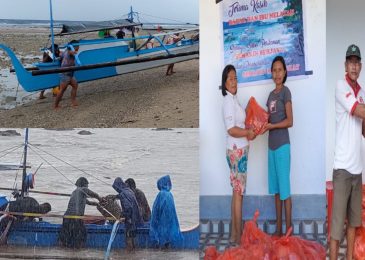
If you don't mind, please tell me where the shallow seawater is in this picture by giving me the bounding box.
[0,68,39,110]
[0,128,199,259]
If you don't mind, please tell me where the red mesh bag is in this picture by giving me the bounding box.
[326,181,333,240]
[271,227,306,260]
[354,226,365,260]
[204,246,221,260]
[271,227,325,260]
[240,210,272,256]
[294,237,326,260]
[217,247,251,260]
[245,97,269,135]
[362,185,365,209]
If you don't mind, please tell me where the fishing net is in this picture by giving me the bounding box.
[244,97,269,135]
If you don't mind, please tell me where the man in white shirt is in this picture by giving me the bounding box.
[330,44,365,260]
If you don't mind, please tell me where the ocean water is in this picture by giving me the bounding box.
[0,128,199,259]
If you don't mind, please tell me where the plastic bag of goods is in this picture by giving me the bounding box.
[244,97,269,135]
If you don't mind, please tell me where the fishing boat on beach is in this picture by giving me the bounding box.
[0,2,199,92]
[0,129,199,252]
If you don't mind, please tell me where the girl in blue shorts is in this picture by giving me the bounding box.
[264,56,293,236]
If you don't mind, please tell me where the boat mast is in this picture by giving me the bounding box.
[128,6,134,22]
[129,6,137,51]
[49,0,56,60]
[21,128,29,197]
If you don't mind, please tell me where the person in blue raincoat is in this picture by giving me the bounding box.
[112,177,142,251]
[149,175,183,248]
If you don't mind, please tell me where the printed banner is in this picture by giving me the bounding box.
[222,0,305,85]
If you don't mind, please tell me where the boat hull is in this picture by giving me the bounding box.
[0,38,199,92]
[6,221,199,249]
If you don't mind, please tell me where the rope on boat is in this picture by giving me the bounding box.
[26,144,119,220]
[0,211,125,221]
[0,218,13,245]
[104,220,120,260]
[0,144,23,158]
[28,143,111,186]
[26,145,76,188]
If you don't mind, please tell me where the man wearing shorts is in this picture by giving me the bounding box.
[330,44,365,260]
[54,40,79,109]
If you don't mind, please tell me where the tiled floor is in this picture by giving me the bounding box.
[199,219,328,259]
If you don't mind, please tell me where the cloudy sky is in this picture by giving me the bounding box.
[0,0,199,23]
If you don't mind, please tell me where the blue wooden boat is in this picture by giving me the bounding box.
[0,129,199,250]
[0,4,199,92]
[6,221,199,249]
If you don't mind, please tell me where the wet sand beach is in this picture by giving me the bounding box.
[0,26,199,128]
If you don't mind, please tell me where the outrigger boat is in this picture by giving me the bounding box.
[0,129,199,251]
[0,2,199,92]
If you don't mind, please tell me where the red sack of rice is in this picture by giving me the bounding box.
[245,97,269,135]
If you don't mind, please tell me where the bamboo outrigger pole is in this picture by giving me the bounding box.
[0,211,124,221]
[0,187,70,197]
[32,50,199,76]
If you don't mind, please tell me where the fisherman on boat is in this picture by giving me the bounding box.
[149,175,183,248]
[125,178,151,222]
[59,177,100,248]
[8,196,51,221]
[112,177,142,251]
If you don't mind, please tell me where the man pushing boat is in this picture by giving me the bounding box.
[54,40,80,109]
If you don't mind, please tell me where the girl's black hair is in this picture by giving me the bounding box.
[221,64,236,96]
[271,56,287,84]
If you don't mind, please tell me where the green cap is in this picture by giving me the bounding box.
[346,44,361,59]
